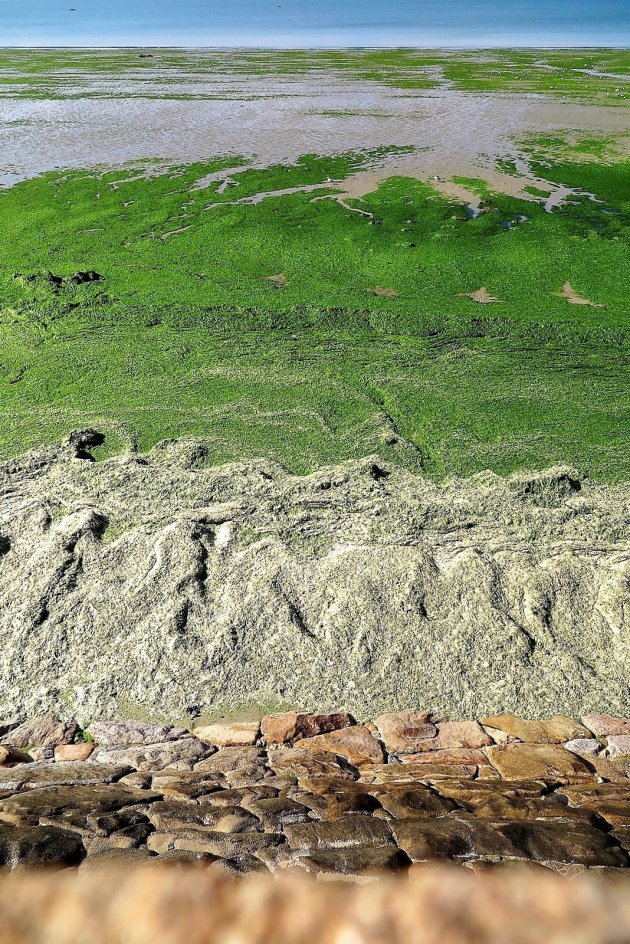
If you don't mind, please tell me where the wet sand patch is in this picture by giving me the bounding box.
[1,65,628,198]
[459,288,502,304]
[556,282,605,307]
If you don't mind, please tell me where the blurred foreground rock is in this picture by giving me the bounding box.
[1,866,630,944]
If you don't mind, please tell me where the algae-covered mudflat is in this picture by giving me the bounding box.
[0,49,628,479]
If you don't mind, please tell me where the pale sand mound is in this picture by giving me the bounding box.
[1,868,630,944]
[556,282,604,307]
[459,287,501,304]
[369,286,398,298]
[0,436,628,722]
[264,273,288,288]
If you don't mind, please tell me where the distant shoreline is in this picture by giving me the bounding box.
[2,44,630,51]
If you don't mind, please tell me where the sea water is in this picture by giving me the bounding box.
[1,0,628,48]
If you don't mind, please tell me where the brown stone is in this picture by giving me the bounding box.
[0,825,85,871]
[471,794,601,826]
[0,747,10,767]
[84,823,153,851]
[584,803,630,829]
[150,777,222,801]
[194,747,265,775]
[54,743,94,762]
[86,808,151,837]
[481,725,512,744]
[207,855,270,876]
[79,848,157,869]
[293,777,374,797]
[224,765,270,788]
[297,845,410,877]
[612,826,630,853]
[359,762,477,784]
[204,785,279,807]
[87,721,189,747]
[496,821,628,867]
[609,756,630,777]
[158,849,219,864]
[293,726,384,767]
[147,800,259,834]
[261,712,353,745]
[268,747,359,781]
[285,815,393,851]
[377,787,461,820]
[398,748,492,767]
[606,736,630,757]
[193,721,260,747]
[433,780,547,806]
[371,711,436,754]
[480,715,592,744]
[147,829,283,858]
[587,755,630,783]
[411,721,493,753]
[475,765,503,781]
[302,792,380,820]
[242,797,310,831]
[485,743,594,780]
[558,782,630,806]
[391,816,518,862]
[0,761,131,792]
[93,738,209,772]
[582,714,630,737]
[0,720,20,739]
[0,784,161,826]
[2,717,80,750]
[118,772,152,790]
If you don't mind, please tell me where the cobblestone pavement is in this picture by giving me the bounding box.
[1,711,630,876]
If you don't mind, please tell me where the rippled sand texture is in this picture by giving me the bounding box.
[0,62,628,190]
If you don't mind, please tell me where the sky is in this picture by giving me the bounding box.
[1,0,629,48]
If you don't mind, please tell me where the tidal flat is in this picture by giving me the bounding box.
[0,49,628,480]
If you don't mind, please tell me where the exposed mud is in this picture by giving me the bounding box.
[0,68,628,199]
[0,436,628,723]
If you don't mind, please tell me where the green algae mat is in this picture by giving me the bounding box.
[0,141,628,479]
[1,48,628,104]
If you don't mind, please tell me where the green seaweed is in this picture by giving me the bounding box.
[0,145,628,480]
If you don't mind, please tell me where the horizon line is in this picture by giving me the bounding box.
[2,43,630,51]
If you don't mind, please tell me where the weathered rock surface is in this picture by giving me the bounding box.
[607,737,630,758]
[261,712,353,745]
[372,711,437,754]
[92,738,209,771]
[194,721,260,747]
[2,717,79,749]
[0,825,85,870]
[0,441,628,721]
[87,721,189,747]
[0,711,627,875]
[484,743,594,780]
[391,816,519,862]
[54,743,95,762]
[481,714,593,744]
[582,715,630,737]
[0,762,130,792]
[287,725,384,767]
